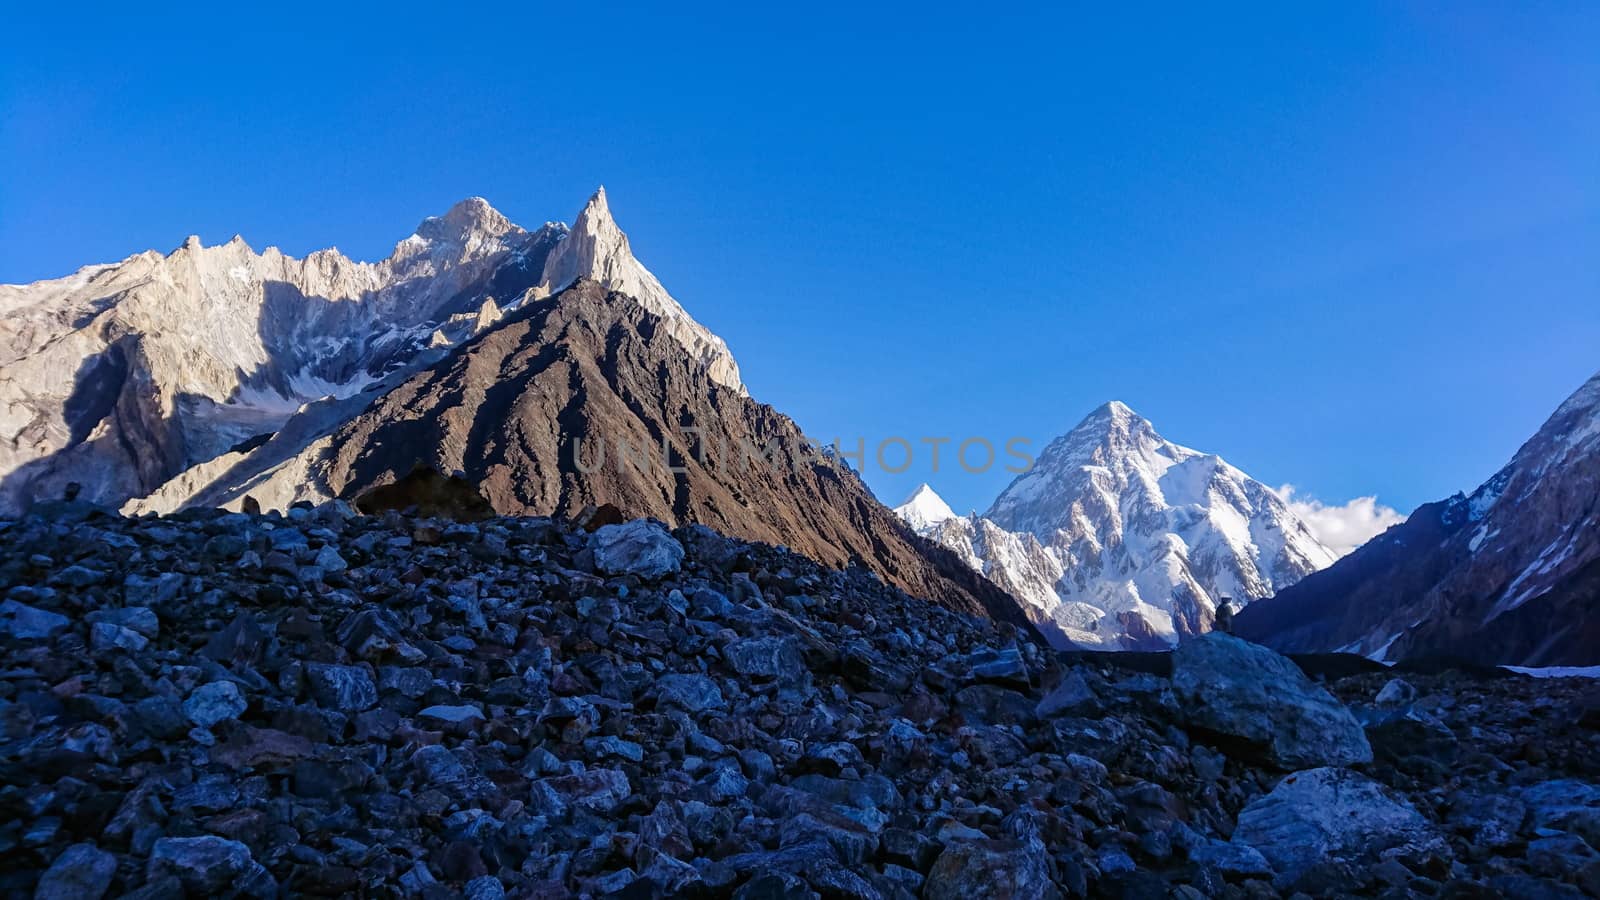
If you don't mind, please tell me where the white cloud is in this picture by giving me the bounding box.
[1274,484,1406,559]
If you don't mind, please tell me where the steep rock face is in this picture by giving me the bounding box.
[0,198,562,512]
[145,280,1026,627]
[0,190,747,517]
[899,405,1337,649]
[1238,370,1600,666]
[915,511,1069,642]
[535,188,743,394]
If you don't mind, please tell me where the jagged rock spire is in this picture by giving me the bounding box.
[539,188,744,393]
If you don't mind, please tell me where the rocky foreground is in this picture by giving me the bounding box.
[1,504,1597,899]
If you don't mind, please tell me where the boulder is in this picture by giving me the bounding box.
[1171,633,1371,768]
[1232,767,1449,889]
[35,843,117,900]
[531,769,632,815]
[183,681,247,728]
[1356,704,1458,763]
[924,839,1061,900]
[0,599,69,639]
[591,520,684,579]
[1521,779,1600,847]
[304,663,378,712]
[655,674,725,713]
[724,636,807,687]
[147,836,268,895]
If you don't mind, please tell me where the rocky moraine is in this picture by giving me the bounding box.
[1,501,1597,898]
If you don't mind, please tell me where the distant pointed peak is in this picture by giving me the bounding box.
[1089,400,1137,421]
[416,196,517,244]
[179,235,203,252]
[893,483,957,529]
[1067,399,1151,438]
[573,185,619,232]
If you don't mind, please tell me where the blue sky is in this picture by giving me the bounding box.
[3,4,1596,519]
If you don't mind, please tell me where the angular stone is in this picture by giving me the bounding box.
[1172,633,1371,769]
[1035,669,1099,718]
[925,840,1061,900]
[147,836,259,894]
[90,621,149,652]
[724,636,807,685]
[36,842,117,900]
[0,599,69,639]
[412,745,471,787]
[1232,767,1449,889]
[183,681,247,728]
[305,663,378,712]
[86,606,160,638]
[314,545,348,572]
[1357,704,1458,763]
[417,704,485,725]
[1374,677,1417,706]
[964,647,1030,688]
[531,768,632,815]
[656,674,725,713]
[591,520,684,579]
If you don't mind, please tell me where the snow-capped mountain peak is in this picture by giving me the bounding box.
[892,483,958,531]
[896,402,1339,650]
[415,196,519,248]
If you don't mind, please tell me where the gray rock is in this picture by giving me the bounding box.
[417,704,485,724]
[52,564,107,587]
[585,734,645,762]
[1526,833,1599,878]
[1374,677,1417,706]
[314,544,348,572]
[591,520,684,579]
[464,875,507,900]
[86,606,160,638]
[124,572,184,607]
[1521,779,1600,847]
[305,663,378,711]
[1171,633,1372,769]
[1357,704,1458,762]
[183,681,247,728]
[379,665,432,698]
[1191,840,1273,877]
[0,598,69,639]
[90,621,149,652]
[147,836,260,894]
[1232,767,1449,889]
[1449,792,1528,850]
[531,768,632,815]
[965,647,1030,687]
[411,744,470,786]
[724,636,806,685]
[924,839,1061,900]
[35,842,117,900]
[1035,669,1099,718]
[656,674,725,712]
